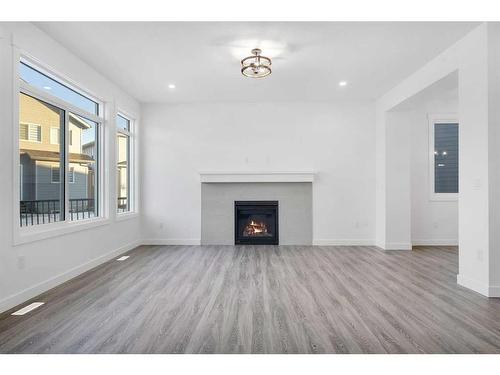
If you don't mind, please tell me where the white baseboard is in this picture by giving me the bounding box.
[148,239,376,246]
[142,238,201,246]
[457,274,490,297]
[0,239,141,314]
[383,242,412,250]
[412,239,458,246]
[312,239,375,246]
[488,285,500,297]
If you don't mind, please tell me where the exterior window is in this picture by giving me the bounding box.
[68,167,75,183]
[19,61,101,227]
[51,166,73,183]
[51,165,61,183]
[429,115,458,200]
[20,123,41,142]
[50,127,59,145]
[117,114,132,213]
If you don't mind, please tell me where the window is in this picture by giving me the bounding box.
[20,123,41,142]
[20,62,98,115]
[117,113,133,213]
[68,167,75,184]
[19,123,28,140]
[429,114,458,200]
[50,127,60,145]
[51,165,61,183]
[51,166,73,184]
[19,60,101,227]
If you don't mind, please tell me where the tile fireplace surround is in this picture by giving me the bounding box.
[200,172,314,245]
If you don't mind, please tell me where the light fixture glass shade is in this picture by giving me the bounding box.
[241,48,272,78]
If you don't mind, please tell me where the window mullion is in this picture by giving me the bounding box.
[64,111,70,222]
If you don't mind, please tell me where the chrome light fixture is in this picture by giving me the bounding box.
[241,48,272,78]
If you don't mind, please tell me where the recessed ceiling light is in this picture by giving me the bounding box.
[168,84,176,89]
[339,81,348,87]
[43,86,52,90]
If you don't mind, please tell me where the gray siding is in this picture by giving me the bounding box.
[35,162,88,200]
[35,163,61,200]
[20,155,36,201]
[69,167,88,199]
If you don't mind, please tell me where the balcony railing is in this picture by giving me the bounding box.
[20,198,95,227]
[117,197,128,213]
[20,197,129,226]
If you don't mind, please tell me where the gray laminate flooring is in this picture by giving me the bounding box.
[1,245,500,353]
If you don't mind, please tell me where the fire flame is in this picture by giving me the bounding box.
[243,220,268,236]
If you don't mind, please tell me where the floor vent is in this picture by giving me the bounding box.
[117,256,130,261]
[11,302,44,316]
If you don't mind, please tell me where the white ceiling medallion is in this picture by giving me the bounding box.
[241,48,272,78]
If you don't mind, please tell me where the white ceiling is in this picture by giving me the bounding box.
[35,22,478,104]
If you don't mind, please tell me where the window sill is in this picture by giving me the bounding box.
[115,211,139,222]
[13,217,111,246]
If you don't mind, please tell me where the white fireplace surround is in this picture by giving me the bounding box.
[199,171,315,183]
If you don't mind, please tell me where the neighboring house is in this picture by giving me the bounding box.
[116,133,128,207]
[19,94,95,206]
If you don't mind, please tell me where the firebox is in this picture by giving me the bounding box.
[234,201,279,245]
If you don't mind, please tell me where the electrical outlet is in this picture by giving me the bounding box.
[159,222,164,230]
[477,249,483,261]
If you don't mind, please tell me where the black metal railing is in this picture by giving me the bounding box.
[117,197,128,213]
[20,197,129,226]
[20,198,95,227]
[69,198,95,221]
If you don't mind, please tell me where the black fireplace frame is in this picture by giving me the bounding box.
[234,201,279,245]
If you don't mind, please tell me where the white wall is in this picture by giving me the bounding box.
[385,111,411,249]
[409,94,458,245]
[141,101,376,245]
[487,23,500,289]
[376,23,500,296]
[0,23,142,313]
[388,78,459,246]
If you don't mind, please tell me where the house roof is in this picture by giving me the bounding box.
[20,149,94,163]
[69,113,92,129]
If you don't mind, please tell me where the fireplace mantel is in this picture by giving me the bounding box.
[199,171,315,183]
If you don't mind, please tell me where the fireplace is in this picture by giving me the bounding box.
[234,201,279,245]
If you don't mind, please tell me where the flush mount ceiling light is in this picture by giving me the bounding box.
[241,48,272,78]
